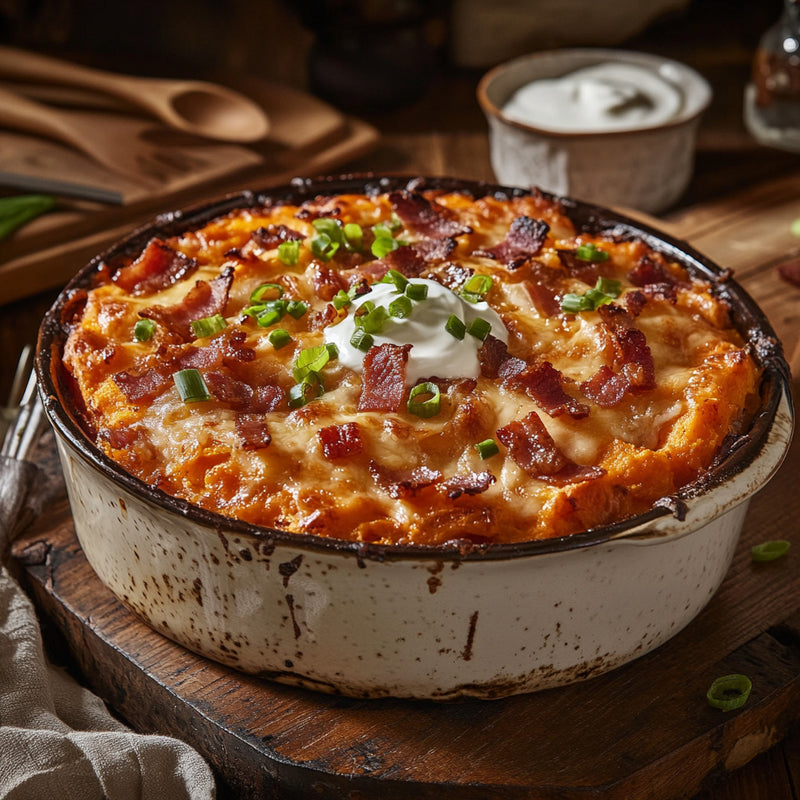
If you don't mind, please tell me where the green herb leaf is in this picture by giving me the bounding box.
[561,277,622,313]
[293,344,331,382]
[0,194,56,241]
[268,328,291,349]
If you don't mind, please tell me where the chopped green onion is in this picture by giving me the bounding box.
[387,212,403,233]
[706,674,752,711]
[389,295,413,318]
[277,239,301,266]
[310,232,340,261]
[405,282,428,301]
[288,374,323,408]
[250,282,283,303]
[333,289,352,310]
[312,217,344,242]
[461,274,493,303]
[561,276,622,313]
[133,318,156,342]
[445,314,466,340]
[286,299,309,319]
[356,300,376,316]
[576,242,610,262]
[356,304,389,334]
[407,381,441,418]
[474,438,499,459]
[467,317,492,340]
[293,344,331,382]
[350,328,374,351]
[173,368,211,403]
[255,300,287,327]
[380,269,409,293]
[191,313,227,338]
[751,540,791,562]
[0,194,56,241]
[344,222,363,251]
[268,328,292,349]
[325,342,339,360]
[371,235,399,258]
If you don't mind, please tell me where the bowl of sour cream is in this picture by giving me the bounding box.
[477,48,712,214]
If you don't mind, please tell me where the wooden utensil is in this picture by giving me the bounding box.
[0,45,270,143]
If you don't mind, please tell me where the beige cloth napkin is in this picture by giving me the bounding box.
[0,455,216,799]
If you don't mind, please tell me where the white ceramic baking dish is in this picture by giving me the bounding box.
[36,176,794,700]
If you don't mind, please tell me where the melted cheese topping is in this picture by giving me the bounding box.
[61,189,762,546]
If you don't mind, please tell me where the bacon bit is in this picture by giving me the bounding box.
[382,237,457,277]
[97,426,140,449]
[140,266,234,340]
[438,262,474,291]
[235,413,272,450]
[476,216,550,269]
[113,366,170,402]
[312,263,347,300]
[496,411,604,484]
[319,422,364,460]
[254,384,285,413]
[441,471,496,499]
[624,289,648,317]
[477,334,510,379]
[389,191,472,238]
[308,302,338,332]
[629,254,677,287]
[358,343,411,413]
[524,279,562,318]
[643,283,678,304]
[204,372,253,407]
[777,258,800,287]
[598,304,655,390]
[506,360,590,419]
[556,249,604,284]
[369,460,442,498]
[114,238,198,295]
[251,224,304,249]
[580,365,630,407]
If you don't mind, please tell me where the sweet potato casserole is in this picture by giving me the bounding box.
[59,182,763,546]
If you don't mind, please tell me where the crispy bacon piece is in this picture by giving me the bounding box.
[629,254,677,287]
[579,365,630,407]
[441,471,496,499]
[496,411,604,485]
[113,238,198,295]
[113,366,170,402]
[235,413,272,450]
[478,334,510,379]
[358,343,412,413]
[382,237,458,277]
[556,249,605,284]
[476,216,549,269]
[140,266,234,340]
[598,304,655,390]
[389,191,472,239]
[312,264,347,300]
[319,422,364,460]
[369,460,442,498]
[251,224,304,249]
[505,361,589,419]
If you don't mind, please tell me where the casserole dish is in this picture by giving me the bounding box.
[36,175,793,699]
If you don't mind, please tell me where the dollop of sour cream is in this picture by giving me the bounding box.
[323,278,508,384]
[501,62,683,133]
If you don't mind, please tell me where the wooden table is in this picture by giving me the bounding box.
[3,1,800,797]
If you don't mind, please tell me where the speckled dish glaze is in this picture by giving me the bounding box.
[477,49,712,214]
[37,175,793,700]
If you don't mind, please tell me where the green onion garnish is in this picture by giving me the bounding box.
[561,277,622,313]
[277,239,301,266]
[355,304,389,334]
[407,382,441,418]
[173,368,211,403]
[325,342,339,360]
[350,328,374,352]
[405,282,428,301]
[381,269,409,293]
[0,194,56,241]
[190,313,227,339]
[344,222,363,251]
[286,299,309,319]
[445,314,466,340]
[133,318,155,342]
[389,295,413,318]
[288,374,323,408]
[250,282,283,303]
[751,540,791,562]
[268,328,291,349]
[575,242,610,262]
[474,438,499,459]
[312,217,344,241]
[461,274,493,303]
[467,317,491,340]
[310,232,340,261]
[255,300,287,327]
[706,674,752,711]
[371,235,399,259]
[293,344,331,382]
[333,289,352,310]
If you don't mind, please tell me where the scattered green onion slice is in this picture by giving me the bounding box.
[286,299,309,319]
[350,328,374,352]
[751,540,791,562]
[255,301,287,327]
[311,232,340,261]
[325,342,339,360]
[250,282,283,303]
[191,313,227,338]
[561,277,622,313]
[371,235,399,258]
[575,242,610,262]
[344,222,363,251]
[357,304,389,334]
[268,328,291,349]
[461,274,493,303]
[381,269,409,293]
[467,317,492,340]
[405,282,428,301]
[407,382,441,418]
[277,239,301,266]
[389,295,413,318]
[333,289,352,310]
[288,374,323,408]
[173,368,211,403]
[133,318,155,342]
[312,217,345,243]
[293,344,331,382]
[706,674,752,711]
[474,438,499,459]
[445,314,466,340]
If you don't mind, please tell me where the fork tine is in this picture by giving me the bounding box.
[1,358,46,461]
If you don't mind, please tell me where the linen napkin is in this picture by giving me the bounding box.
[0,449,216,799]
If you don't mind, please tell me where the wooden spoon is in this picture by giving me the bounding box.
[0,46,270,143]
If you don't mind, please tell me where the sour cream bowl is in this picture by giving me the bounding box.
[478,49,712,213]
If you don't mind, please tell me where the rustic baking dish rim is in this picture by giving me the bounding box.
[36,174,794,563]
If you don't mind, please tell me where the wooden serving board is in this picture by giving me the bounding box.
[10,172,800,800]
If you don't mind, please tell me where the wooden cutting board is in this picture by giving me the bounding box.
[9,172,800,800]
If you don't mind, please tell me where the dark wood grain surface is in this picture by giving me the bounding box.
[3,0,800,797]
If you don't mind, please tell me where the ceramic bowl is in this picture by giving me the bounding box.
[36,175,793,700]
[477,49,713,214]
